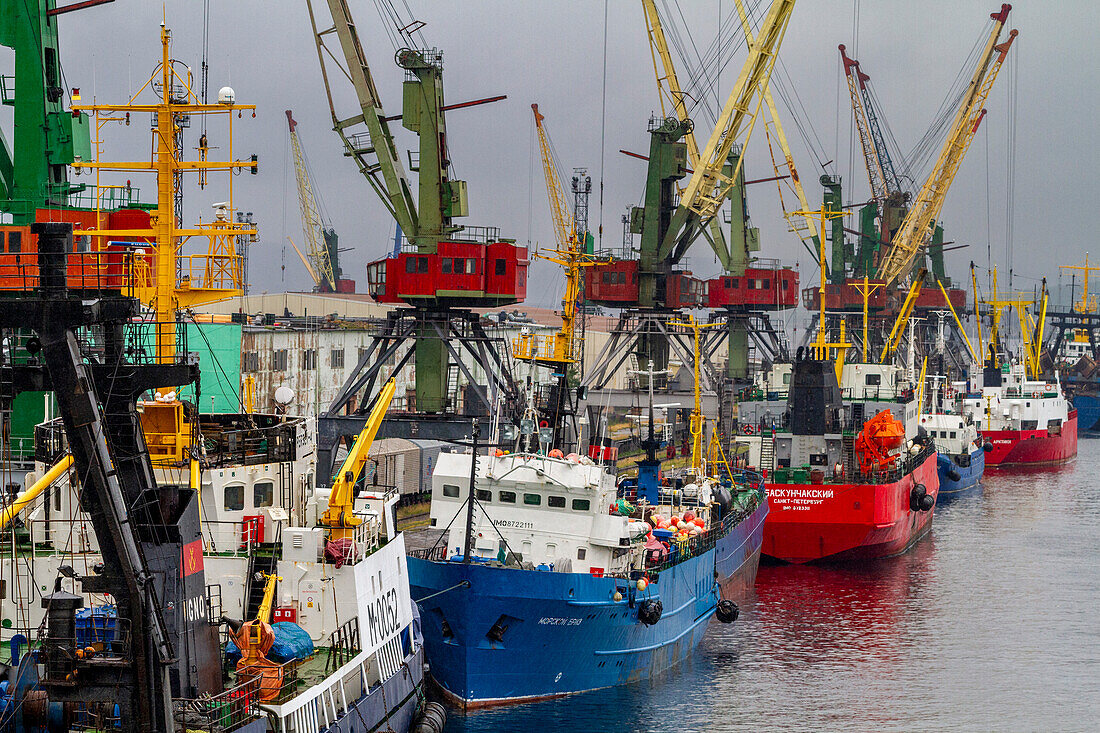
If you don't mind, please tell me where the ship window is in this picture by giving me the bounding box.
[1026,402,1031,407]
[724,277,732,288]
[548,495,566,508]
[224,483,244,511]
[452,258,465,274]
[495,259,506,276]
[254,481,274,508]
[441,258,451,274]
[865,374,881,386]
[571,499,590,512]
[406,258,416,273]
[783,373,791,385]
[442,484,460,498]
[950,432,957,439]
[731,277,739,288]
[499,491,516,503]
[6,231,21,253]
[523,493,542,506]
[577,547,586,560]
[782,280,789,290]
[602,272,610,284]
[475,489,492,502]
[763,279,770,289]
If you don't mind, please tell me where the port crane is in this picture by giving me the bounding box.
[307,0,526,476]
[286,109,351,293]
[513,104,607,447]
[875,5,1016,285]
[583,0,798,398]
[806,5,1016,375]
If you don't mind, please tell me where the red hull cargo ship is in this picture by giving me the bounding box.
[959,355,1077,468]
[738,357,938,564]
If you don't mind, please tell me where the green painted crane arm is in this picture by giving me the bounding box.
[0,128,12,202]
[307,0,419,238]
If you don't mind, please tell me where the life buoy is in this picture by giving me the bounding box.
[741,424,756,435]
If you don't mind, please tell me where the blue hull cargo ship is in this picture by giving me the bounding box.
[407,448,765,707]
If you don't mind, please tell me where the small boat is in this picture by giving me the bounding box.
[919,376,986,502]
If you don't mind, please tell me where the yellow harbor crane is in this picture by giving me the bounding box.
[876,7,1017,285]
[286,109,338,292]
[977,266,1047,380]
[642,0,819,262]
[513,104,606,369]
[658,0,798,261]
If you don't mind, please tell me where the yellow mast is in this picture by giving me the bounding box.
[73,25,257,365]
[669,315,720,474]
[853,276,883,363]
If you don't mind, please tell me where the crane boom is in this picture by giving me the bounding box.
[875,5,1016,285]
[287,110,337,291]
[306,0,419,238]
[531,104,576,252]
[321,377,398,539]
[517,105,606,367]
[643,0,818,267]
[733,0,819,256]
[659,0,796,261]
[840,45,888,203]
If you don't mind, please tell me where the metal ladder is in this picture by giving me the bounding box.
[759,434,775,472]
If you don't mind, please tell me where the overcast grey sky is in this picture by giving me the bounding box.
[25,1,1099,324]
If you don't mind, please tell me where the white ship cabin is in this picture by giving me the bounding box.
[919,413,980,459]
[753,362,793,396]
[960,361,1069,433]
[428,451,650,577]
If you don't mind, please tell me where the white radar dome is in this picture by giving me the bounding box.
[217,86,236,105]
[274,386,295,406]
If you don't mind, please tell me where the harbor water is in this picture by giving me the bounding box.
[444,442,1100,731]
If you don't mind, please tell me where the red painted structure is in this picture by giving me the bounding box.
[365,240,528,308]
[0,208,154,291]
[706,266,799,310]
[762,451,939,563]
[981,411,1078,467]
[802,279,967,312]
[583,260,705,309]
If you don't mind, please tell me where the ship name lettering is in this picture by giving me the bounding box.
[537,617,582,626]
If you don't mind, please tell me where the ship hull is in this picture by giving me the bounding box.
[935,447,985,503]
[982,412,1078,467]
[1070,393,1100,434]
[762,451,939,564]
[407,547,720,708]
[715,496,768,600]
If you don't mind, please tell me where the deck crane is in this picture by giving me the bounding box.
[876,5,1017,285]
[307,0,527,472]
[286,109,350,293]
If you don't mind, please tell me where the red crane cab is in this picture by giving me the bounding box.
[584,260,704,309]
[365,239,528,308]
[706,265,799,310]
[802,278,967,313]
